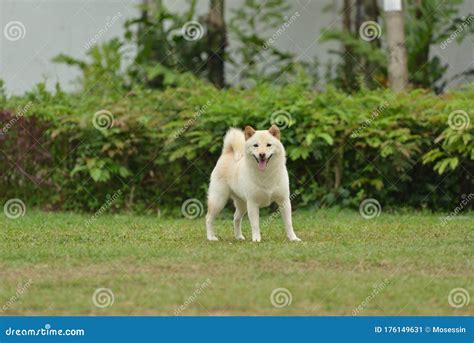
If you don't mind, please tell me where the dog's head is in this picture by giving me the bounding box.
[244,125,284,171]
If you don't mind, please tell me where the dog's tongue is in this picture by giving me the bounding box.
[258,159,267,171]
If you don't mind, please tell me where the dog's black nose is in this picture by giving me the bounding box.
[259,153,266,160]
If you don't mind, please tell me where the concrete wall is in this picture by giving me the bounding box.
[0,0,472,95]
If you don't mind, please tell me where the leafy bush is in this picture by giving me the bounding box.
[0,79,472,214]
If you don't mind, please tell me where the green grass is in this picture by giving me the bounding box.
[0,209,472,316]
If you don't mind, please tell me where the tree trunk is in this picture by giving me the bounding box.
[343,0,352,33]
[342,0,353,90]
[384,0,408,92]
[363,0,380,84]
[207,0,226,89]
[366,0,380,22]
[355,0,363,32]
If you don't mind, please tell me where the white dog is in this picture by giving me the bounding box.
[206,125,301,242]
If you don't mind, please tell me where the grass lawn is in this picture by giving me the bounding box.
[0,209,472,316]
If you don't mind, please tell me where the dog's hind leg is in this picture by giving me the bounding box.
[233,199,247,240]
[206,183,229,241]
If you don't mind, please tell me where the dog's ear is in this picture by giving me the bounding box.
[244,126,256,140]
[268,125,281,140]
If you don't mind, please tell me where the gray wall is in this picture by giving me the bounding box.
[0,0,472,95]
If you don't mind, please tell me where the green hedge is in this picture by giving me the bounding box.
[0,80,472,213]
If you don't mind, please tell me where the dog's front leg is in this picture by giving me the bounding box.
[247,202,261,242]
[279,199,301,241]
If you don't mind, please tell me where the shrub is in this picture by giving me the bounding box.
[0,80,472,214]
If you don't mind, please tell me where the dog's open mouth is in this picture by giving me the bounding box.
[254,155,272,171]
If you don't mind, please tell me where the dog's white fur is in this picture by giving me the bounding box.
[206,125,301,242]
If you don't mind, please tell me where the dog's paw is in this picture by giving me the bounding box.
[289,236,302,242]
[252,236,261,242]
[235,235,246,241]
[288,234,301,242]
[207,236,219,241]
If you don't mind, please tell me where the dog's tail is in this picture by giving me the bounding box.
[222,128,245,160]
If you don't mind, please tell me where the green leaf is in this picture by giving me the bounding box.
[119,166,131,178]
[317,133,334,145]
[90,168,102,182]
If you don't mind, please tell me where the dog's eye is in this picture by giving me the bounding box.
[267,143,272,147]
[253,144,258,148]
